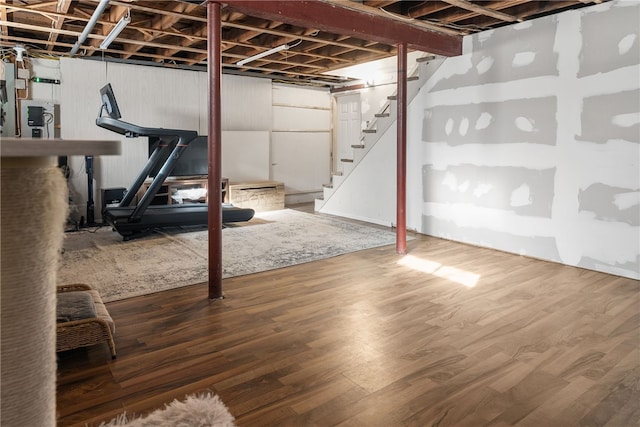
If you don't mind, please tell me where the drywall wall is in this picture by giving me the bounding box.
[321,1,638,280]
[418,1,639,279]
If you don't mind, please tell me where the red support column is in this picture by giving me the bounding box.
[207,1,223,299]
[396,42,407,255]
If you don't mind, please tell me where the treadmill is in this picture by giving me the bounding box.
[96,83,254,240]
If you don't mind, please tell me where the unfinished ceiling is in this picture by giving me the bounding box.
[1,0,607,87]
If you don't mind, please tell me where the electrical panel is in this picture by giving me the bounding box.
[20,100,59,139]
[27,105,44,126]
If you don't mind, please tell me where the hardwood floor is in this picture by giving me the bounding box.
[56,209,639,426]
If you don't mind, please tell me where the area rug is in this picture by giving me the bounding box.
[98,392,235,427]
[57,209,399,302]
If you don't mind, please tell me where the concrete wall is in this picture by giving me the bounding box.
[419,0,639,279]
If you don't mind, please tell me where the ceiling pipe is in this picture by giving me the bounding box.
[69,0,110,57]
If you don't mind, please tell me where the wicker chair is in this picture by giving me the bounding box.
[56,284,116,359]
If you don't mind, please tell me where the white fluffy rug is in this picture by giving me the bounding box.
[99,393,235,427]
[58,209,400,301]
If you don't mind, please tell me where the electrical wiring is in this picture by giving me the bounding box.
[0,47,13,60]
[288,39,303,49]
[43,111,53,138]
[28,51,63,60]
[379,7,415,22]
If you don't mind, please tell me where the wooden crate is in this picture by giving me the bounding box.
[228,181,285,212]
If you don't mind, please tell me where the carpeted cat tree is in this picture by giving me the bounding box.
[1,139,119,426]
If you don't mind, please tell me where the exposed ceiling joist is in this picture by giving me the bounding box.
[46,0,72,50]
[440,0,522,23]
[223,0,463,57]
[0,0,607,87]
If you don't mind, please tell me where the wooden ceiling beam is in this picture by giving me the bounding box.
[0,20,206,54]
[223,0,462,56]
[5,2,392,61]
[323,0,463,36]
[440,0,522,22]
[151,2,199,30]
[155,24,207,63]
[109,0,207,23]
[402,2,453,18]
[131,2,200,61]
[363,1,398,8]
[223,21,389,55]
[21,1,58,10]
[497,0,585,21]
[47,0,73,50]
[0,35,343,83]
[0,0,8,40]
[2,17,354,69]
[432,0,529,27]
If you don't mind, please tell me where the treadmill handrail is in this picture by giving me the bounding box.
[96,116,198,139]
[118,137,179,207]
[96,115,199,220]
[130,133,198,221]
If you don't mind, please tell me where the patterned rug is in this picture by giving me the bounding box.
[57,209,399,302]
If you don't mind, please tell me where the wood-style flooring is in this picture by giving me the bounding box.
[56,209,640,426]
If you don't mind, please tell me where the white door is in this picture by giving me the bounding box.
[335,93,361,173]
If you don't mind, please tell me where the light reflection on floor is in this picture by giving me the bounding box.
[397,254,480,288]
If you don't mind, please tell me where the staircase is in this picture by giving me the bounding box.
[315,55,442,212]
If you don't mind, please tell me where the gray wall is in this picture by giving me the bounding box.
[419,1,639,279]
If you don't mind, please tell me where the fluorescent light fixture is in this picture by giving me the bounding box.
[237,43,289,67]
[100,12,131,50]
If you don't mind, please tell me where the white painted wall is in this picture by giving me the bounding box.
[322,1,640,280]
[271,83,331,201]
[319,92,425,229]
[52,58,329,220]
[26,58,62,103]
[330,51,427,133]
[222,131,270,181]
[60,59,204,220]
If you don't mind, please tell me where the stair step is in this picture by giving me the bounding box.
[325,57,428,208]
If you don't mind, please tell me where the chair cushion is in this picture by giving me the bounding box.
[57,291,97,322]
